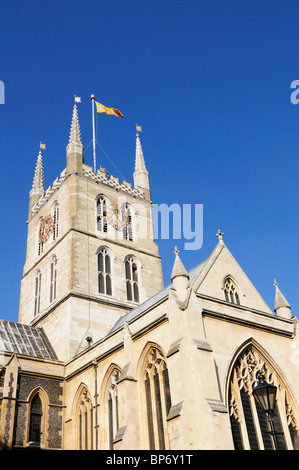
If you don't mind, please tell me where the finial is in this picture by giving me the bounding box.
[274,279,279,288]
[40,142,46,151]
[174,246,180,255]
[216,229,224,243]
[74,95,81,104]
[136,124,142,135]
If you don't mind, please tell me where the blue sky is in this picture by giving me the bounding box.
[0,0,298,322]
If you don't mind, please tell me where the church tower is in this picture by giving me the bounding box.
[18,101,164,361]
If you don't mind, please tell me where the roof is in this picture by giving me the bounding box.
[0,320,57,360]
[109,259,207,334]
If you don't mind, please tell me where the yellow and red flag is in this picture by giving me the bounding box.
[95,101,123,118]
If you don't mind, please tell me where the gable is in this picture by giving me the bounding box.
[192,243,273,315]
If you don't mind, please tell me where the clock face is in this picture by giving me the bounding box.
[38,214,53,242]
[106,204,129,231]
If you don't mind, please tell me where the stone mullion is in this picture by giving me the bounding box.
[232,371,251,450]
[148,365,159,450]
[158,363,169,450]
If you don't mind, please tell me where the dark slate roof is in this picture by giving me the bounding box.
[0,320,57,360]
[109,259,207,334]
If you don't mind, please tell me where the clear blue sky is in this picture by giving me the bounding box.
[0,0,298,322]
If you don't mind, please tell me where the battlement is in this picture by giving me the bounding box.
[83,164,145,199]
[30,165,144,218]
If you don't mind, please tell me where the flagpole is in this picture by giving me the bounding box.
[91,94,96,172]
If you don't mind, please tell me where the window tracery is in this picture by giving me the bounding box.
[96,196,108,233]
[77,387,93,450]
[106,368,120,450]
[34,270,42,316]
[49,255,57,303]
[125,256,139,302]
[228,346,299,450]
[52,202,59,240]
[143,348,171,450]
[98,247,112,296]
[122,203,133,241]
[224,277,240,305]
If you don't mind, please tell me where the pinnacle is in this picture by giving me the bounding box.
[69,103,82,145]
[171,247,189,281]
[32,149,44,193]
[274,280,291,312]
[135,133,148,173]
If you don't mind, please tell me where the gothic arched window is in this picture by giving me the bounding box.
[224,277,240,305]
[98,248,112,296]
[34,270,42,316]
[143,348,172,450]
[76,387,93,450]
[228,345,299,450]
[106,369,120,450]
[38,218,44,256]
[52,202,59,241]
[96,196,108,233]
[125,257,139,302]
[122,203,133,241]
[29,393,43,444]
[49,255,57,303]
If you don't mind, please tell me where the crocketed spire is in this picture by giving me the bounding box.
[32,149,45,193]
[133,131,150,193]
[69,103,82,145]
[135,133,147,173]
[66,101,84,174]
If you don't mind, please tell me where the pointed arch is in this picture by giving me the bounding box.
[52,201,59,240]
[100,363,122,450]
[49,254,57,303]
[33,269,42,316]
[121,202,134,241]
[37,216,44,255]
[137,342,172,450]
[226,338,299,450]
[72,383,94,450]
[222,275,241,305]
[97,245,113,296]
[96,194,110,233]
[124,254,141,303]
[26,387,49,448]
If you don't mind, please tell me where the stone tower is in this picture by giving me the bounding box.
[18,102,164,361]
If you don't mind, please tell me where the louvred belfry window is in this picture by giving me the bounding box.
[97,196,108,233]
[98,248,112,295]
[34,270,42,316]
[52,202,59,240]
[125,257,139,302]
[49,256,57,303]
[122,203,133,241]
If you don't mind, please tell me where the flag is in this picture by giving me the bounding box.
[40,142,46,149]
[75,96,81,103]
[95,101,123,118]
[136,125,142,133]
